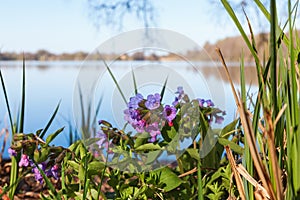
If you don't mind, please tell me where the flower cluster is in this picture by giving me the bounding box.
[124,92,177,142]
[172,87,225,125]
[8,147,59,183]
[123,86,225,142]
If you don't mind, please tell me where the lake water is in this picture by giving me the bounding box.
[0,60,257,158]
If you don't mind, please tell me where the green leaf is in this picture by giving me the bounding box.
[145,150,161,164]
[167,126,177,140]
[67,161,79,171]
[88,161,105,172]
[220,119,239,138]
[161,126,177,142]
[135,143,162,151]
[34,148,50,163]
[68,140,81,151]
[79,144,87,159]
[152,167,183,192]
[186,148,200,161]
[202,141,224,169]
[218,138,244,155]
[132,185,147,199]
[82,137,100,146]
[78,164,85,182]
[89,188,99,200]
[134,132,149,148]
[45,127,64,146]
[40,100,61,139]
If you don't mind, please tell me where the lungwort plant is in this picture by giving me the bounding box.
[3,0,300,199]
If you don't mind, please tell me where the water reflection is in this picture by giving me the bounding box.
[0,61,258,158]
[197,66,257,85]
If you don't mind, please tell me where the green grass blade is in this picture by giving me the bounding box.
[18,56,26,133]
[220,0,264,97]
[220,0,260,67]
[131,66,138,95]
[8,157,18,199]
[60,161,68,200]
[270,0,278,119]
[240,51,253,200]
[197,161,203,200]
[291,1,299,28]
[288,0,299,126]
[86,100,92,134]
[240,53,246,105]
[160,76,168,102]
[253,0,298,47]
[103,60,127,104]
[92,94,103,135]
[288,0,300,196]
[78,83,88,138]
[0,70,14,135]
[15,110,20,136]
[39,100,61,139]
[83,153,89,200]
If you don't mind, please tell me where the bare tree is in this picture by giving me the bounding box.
[88,0,156,29]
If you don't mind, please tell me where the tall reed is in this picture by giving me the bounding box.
[220,0,300,199]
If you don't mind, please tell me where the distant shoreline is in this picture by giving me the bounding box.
[1,32,277,62]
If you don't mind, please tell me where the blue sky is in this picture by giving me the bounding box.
[0,0,242,53]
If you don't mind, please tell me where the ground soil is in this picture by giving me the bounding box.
[0,158,114,200]
[0,158,53,199]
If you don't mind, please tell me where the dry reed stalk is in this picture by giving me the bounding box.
[225,145,246,200]
[236,164,270,199]
[216,48,277,200]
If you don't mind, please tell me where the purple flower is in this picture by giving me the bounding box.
[206,99,214,107]
[163,105,177,123]
[124,108,146,132]
[145,93,161,110]
[198,99,214,107]
[172,87,185,106]
[32,162,46,183]
[198,98,205,107]
[215,116,224,124]
[48,164,59,180]
[96,130,108,148]
[96,130,113,154]
[133,119,146,133]
[145,122,161,142]
[19,154,30,167]
[8,147,17,157]
[124,109,133,122]
[128,109,141,120]
[176,86,184,96]
[172,97,179,106]
[128,93,143,109]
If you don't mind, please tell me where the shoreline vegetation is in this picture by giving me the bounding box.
[0,32,275,62]
[1,0,300,199]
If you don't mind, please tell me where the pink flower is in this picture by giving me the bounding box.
[8,147,17,157]
[19,154,30,167]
